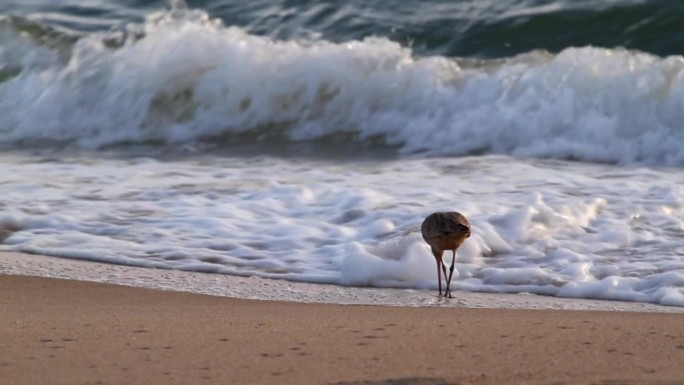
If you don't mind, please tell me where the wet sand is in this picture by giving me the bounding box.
[2,274,684,385]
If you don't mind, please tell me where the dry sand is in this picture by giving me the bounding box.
[2,274,684,385]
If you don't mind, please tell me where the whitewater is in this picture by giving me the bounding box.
[3,8,684,164]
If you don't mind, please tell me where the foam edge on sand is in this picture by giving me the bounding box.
[1,251,682,313]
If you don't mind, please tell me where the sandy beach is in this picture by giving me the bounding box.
[2,274,684,385]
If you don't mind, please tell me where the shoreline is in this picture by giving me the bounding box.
[1,251,682,313]
[2,274,684,385]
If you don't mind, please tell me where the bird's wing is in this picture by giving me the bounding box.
[421,212,469,239]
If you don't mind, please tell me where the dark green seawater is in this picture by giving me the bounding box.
[2,0,684,59]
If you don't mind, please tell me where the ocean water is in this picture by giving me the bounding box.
[2,0,684,307]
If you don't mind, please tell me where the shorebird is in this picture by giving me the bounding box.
[421,212,471,298]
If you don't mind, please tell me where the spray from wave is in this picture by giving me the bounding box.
[2,3,684,164]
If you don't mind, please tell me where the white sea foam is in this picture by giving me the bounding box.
[1,152,684,307]
[2,8,684,164]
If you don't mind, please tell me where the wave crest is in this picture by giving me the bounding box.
[2,8,684,165]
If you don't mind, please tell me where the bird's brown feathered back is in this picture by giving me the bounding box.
[421,212,470,241]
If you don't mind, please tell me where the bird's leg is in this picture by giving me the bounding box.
[445,250,457,298]
[434,256,442,296]
[440,260,448,297]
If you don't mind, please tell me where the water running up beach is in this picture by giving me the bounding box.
[2,0,684,308]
